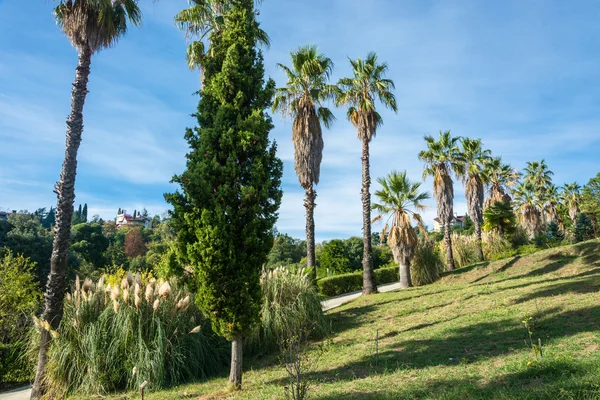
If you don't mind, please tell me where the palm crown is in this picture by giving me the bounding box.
[459,138,491,181]
[419,130,464,183]
[482,157,519,197]
[336,52,397,141]
[54,0,142,53]
[372,170,430,246]
[272,45,336,129]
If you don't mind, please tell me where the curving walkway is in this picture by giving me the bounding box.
[321,281,402,311]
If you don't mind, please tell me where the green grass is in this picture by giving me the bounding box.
[77,240,600,399]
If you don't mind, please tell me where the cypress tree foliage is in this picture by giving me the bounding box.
[165,0,282,390]
[82,203,88,223]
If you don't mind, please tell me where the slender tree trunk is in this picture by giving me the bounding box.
[443,223,455,271]
[229,336,243,390]
[31,47,92,400]
[361,138,377,294]
[474,222,484,261]
[304,187,317,282]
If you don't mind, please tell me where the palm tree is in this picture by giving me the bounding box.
[458,138,491,261]
[372,171,430,288]
[523,160,553,223]
[545,184,564,230]
[31,2,141,399]
[512,181,544,239]
[336,52,397,294]
[562,182,582,225]
[272,45,336,281]
[482,157,519,210]
[418,130,463,271]
[175,0,269,87]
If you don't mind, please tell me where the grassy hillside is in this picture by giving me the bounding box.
[88,240,600,399]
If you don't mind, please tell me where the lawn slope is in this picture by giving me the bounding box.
[89,240,600,400]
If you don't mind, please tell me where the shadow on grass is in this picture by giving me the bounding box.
[514,274,600,304]
[269,305,600,387]
[471,256,521,284]
[314,359,600,399]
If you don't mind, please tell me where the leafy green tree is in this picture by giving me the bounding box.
[582,173,600,232]
[82,203,88,223]
[336,52,397,294]
[320,239,351,275]
[165,0,282,389]
[43,207,56,229]
[70,223,108,268]
[419,130,463,271]
[266,233,306,268]
[272,45,336,281]
[343,236,364,271]
[458,138,491,261]
[32,2,142,397]
[0,251,42,344]
[372,170,430,288]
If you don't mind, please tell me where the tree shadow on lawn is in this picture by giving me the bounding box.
[514,274,600,304]
[471,256,521,284]
[313,359,600,399]
[268,305,600,386]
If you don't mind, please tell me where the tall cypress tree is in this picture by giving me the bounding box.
[165,0,282,390]
[82,203,88,223]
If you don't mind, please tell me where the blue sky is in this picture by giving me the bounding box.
[1,0,599,241]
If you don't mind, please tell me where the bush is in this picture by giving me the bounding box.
[317,266,398,297]
[516,244,540,256]
[482,231,513,260]
[439,233,480,268]
[33,274,227,398]
[0,342,31,390]
[411,240,445,286]
[574,213,595,243]
[247,266,329,354]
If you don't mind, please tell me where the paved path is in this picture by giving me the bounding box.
[0,386,30,400]
[321,281,402,311]
[0,283,402,400]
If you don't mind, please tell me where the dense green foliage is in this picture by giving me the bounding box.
[266,233,306,268]
[574,213,595,243]
[410,240,445,286]
[317,266,398,297]
[35,276,227,398]
[165,0,282,341]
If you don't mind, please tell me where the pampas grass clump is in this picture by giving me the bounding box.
[31,275,227,398]
[411,240,445,286]
[439,233,480,268]
[247,266,329,353]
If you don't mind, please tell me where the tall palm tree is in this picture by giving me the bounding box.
[562,182,582,225]
[336,52,397,295]
[458,138,491,261]
[482,157,519,210]
[31,2,141,399]
[372,171,430,288]
[523,160,553,223]
[272,45,336,281]
[418,130,463,271]
[175,0,269,87]
[545,184,564,230]
[512,181,544,239]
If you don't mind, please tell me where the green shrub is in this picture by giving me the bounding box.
[482,231,513,260]
[317,266,398,297]
[411,240,445,286]
[517,244,540,256]
[33,275,227,398]
[247,266,329,354]
[439,233,480,268]
[0,342,31,390]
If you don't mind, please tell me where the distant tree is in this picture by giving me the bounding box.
[117,207,122,215]
[90,214,103,224]
[165,0,282,389]
[544,221,564,244]
[34,208,48,225]
[371,232,381,246]
[82,203,88,223]
[43,207,56,228]
[512,181,543,239]
[574,213,595,243]
[151,214,161,228]
[132,209,137,218]
[482,157,519,210]
[124,228,148,259]
[582,173,600,233]
[343,236,364,271]
[561,183,582,226]
[266,233,306,268]
[419,130,463,271]
[141,208,148,217]
[70,223,108,268]
[336,52,397,294]
[320,239,351,275]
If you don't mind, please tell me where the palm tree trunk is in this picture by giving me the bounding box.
[31,46,92,400]
[474,222,484,261]
[399,259,412,288]
[443,223,455,271]
[361,138,377,294]
[229,336,243,390]
[304,187,317,282]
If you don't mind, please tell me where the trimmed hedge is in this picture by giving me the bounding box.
[318,266,398,297]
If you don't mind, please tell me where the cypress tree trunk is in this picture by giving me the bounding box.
[229,336,243,390]
[31,46,92,400]
[443,222,455,271]
[361,138,377,294]
[304,187,317,282]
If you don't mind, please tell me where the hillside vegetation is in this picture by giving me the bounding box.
[79,240,600,399]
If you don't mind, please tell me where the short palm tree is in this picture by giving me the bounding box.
[545,184,564,230]
[482,157,519,209]
[336,52,397,295]
[418,130,463,271]
[523,160,553,223]
[175,0,269,87]
[272,45,336,280]
[31,2,141,399]
[562,182,582,225]
[458,137,491,261]
[372,171,430,288]
[512,181,544,239]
